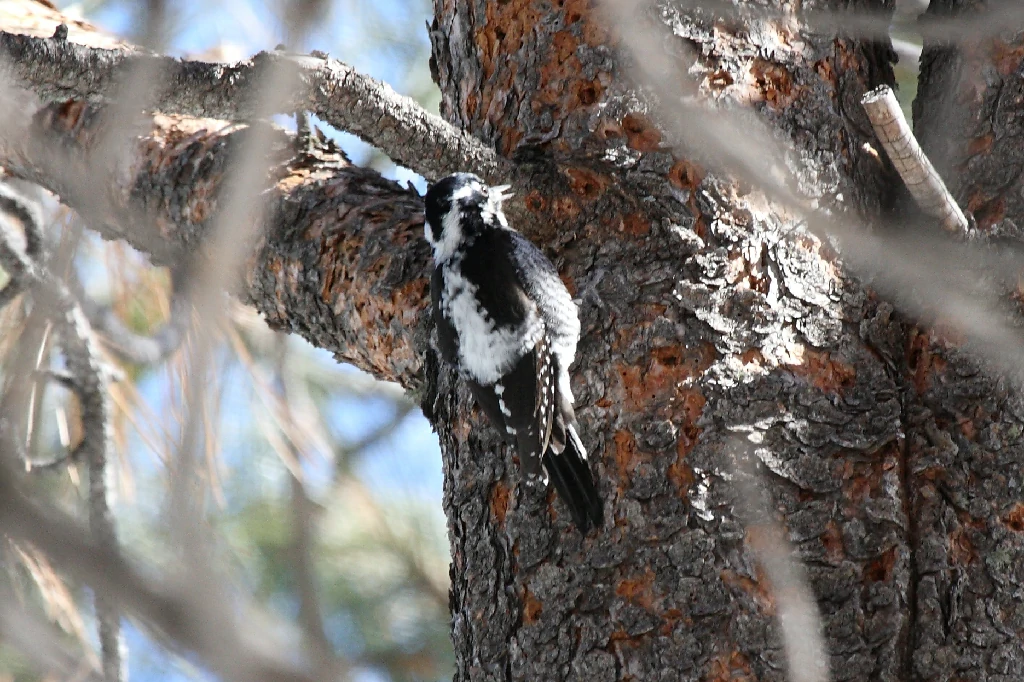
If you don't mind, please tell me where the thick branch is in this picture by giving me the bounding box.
[0,29,508,183]
[0,95,431,390]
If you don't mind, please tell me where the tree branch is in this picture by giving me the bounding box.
[861,85,971,237]
[0,456,317,682]
[0,92,432,390]
[0,29,510,183]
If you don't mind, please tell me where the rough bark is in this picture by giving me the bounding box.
[909,2,1024,680]
[429,2,909,681]
[0,30,506,183]
[0,96,430,387]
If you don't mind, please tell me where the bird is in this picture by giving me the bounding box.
[423,172,603,533]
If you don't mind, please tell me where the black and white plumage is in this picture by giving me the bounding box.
[424,172,603,534]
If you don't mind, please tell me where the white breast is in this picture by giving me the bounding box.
[441,265,543,385]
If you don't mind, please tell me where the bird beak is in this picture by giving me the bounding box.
[490,185,514,202]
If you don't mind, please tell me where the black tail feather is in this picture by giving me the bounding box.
[542,430,603,534]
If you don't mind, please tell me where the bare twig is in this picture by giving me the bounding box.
[0,185,123,682]
[0,456,317,682]
[862,85,970,237]
[0,30,508,183]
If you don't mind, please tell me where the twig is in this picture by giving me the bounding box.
[0,30,508,183]
[861,85,971,237]
[0,188,124,682]
[0,456,317,682]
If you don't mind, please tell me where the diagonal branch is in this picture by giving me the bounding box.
[861,85,971,237]
[0,28,509,184]
[0,91,433,391]
[0,455,317,682]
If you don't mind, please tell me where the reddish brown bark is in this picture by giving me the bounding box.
[430,2,909,681]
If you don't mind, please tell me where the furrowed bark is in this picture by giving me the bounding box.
[8,0,1024,680]
[908,1,1024,679]
[429,2,909,681]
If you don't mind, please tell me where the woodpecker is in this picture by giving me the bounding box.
[423,173,603,534]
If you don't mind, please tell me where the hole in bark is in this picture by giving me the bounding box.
[525,191,547,213]
[1005,503,1024,532]
[577,81,600,105]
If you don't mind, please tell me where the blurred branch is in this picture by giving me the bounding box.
[861,85,970,237]
[336,401,416,465]
[332,477,450,611]
[0,184,124,682]
[74,261,190,366]
[730,439,829,682]
[163,31,317,659]
[0,591,103,682]
[289,475,340,677]
[891,37,922,66]
[0,29,508,183]
[273,340,344,680]
[0,456,318,682]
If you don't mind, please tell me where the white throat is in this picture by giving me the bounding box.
[433,204,465,262]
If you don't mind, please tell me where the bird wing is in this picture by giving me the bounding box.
[507,232,581,370]
[533,331,557,456]
[452,230,559,475]
[430,266,459,366]
[451,230,542,383]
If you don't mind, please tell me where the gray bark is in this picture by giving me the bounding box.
[0,30,505,183]
[908,1,1024,679]
[430,2,911,681]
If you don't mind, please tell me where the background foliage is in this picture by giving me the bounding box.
[1,1,452,680]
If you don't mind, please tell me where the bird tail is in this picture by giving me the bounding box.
[542,424,603,534]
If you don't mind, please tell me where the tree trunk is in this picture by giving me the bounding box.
[909,2,1024,680]
[429,2,916,681]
